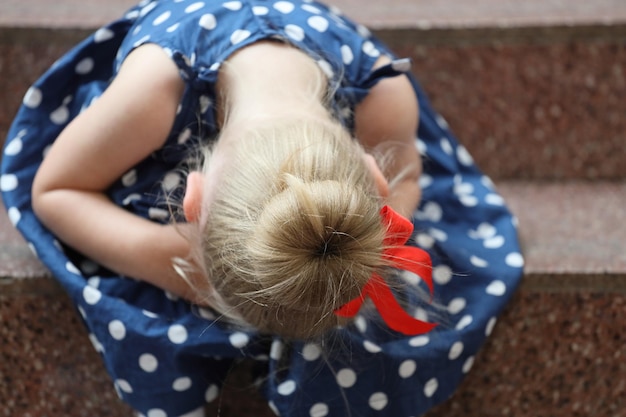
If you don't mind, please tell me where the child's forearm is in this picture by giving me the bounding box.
[32,188,206,301]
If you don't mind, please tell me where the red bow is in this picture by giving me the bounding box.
[335,205,437,335]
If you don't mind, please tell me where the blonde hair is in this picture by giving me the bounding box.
[190,118,387,339]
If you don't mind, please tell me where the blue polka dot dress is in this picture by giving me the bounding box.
[1,1,524,416]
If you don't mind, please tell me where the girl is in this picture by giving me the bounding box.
[1,0,524,416]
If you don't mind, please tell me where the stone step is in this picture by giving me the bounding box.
[2,180,625,416]
[1,0,625,180]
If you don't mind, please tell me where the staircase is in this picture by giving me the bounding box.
[1,0,625,416]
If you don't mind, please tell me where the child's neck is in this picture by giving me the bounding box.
[217,41,330,129]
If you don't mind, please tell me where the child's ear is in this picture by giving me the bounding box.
[183,171,204,222]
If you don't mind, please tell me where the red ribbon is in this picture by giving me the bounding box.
[335,205,437,335]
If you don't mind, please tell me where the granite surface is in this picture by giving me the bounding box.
[1,32,624,181]
[2,289,624,417]
[1,0,625,29]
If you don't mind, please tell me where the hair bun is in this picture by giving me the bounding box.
[241,176,384,337]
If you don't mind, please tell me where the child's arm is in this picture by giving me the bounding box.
[354,56,422,218]
[32,44,207,302]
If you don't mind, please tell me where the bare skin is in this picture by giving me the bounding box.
[32,41,421,302]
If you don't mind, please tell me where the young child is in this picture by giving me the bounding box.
[1,1,524,416]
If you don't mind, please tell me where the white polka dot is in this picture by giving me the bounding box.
[277,379,296,395]
[273,1,295,13]
[94,27,115,43]
[139,353,158,372]
[309,403,329,417]
[317,60,334,78]
[416,233,435,249]
[197,307,215,320]
[132,25,142,36]
[440,137,453,155]
[223,1,242,11]
[269,401,279,416]
[391,58,412,72]
[122,193,141,206]
[132,34,151,48]
[459,194,478,207]
[83,285,102,305]
[162,171,181,191]
[284,24,305,41]
[302,343,321,361]
[486,317,497,336]
[455,315,473,331]
[435,114,449,130]
[448,341,464,360]
[505,252,525,268]
[417,201,442,222]
[115,379,133,393]
[485,193,505,206]
[205,384,219,402]
[173,377,192,391]
[166,22,180,32]
[139,2,157,16]
[362,41,380,57]
[424,378,438,397]
[454,182,474,195]
[447,297,466,315]
[354,315,367,333]
[5,138,23,156]
[143,310,158,318]
[23,86,43,108]
[484,235,505,249]
[229,332,249,348]
[153,11,171,25]
[419,174,433,189]
[433,265,453,285]
[199,13,217,30]
[339,45,354,65]
[307,16,329,32]
[486,280,507,296]
[398,360,417,378]
[50,106,69,125]
[177,128,192,144]
[409,335,429,347]
[88,333,104,352]
[429,228,448,242]
[121,169,137,187]
[243,5,264,15]
[168,324,188,344]
[75,57,95,75]
[456,145,474,166]
[230,29,251,45]
[302,4,321,13]
[270,340,284,360]
[469,222,497,239]
[462,356,475,373]
[356,24,371,38]
[368,392,388,410]
[185,2,205,13]
[147,409,166,417]
[363,340,382,353]
[401,270,420,286]
[148,207,169,221]
[470,255,489,268]
[336,368,357,387]
[109,320,126,340]
[8,207,21,226]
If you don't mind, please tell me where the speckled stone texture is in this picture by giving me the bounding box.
[2,31,624,181]
[0,291,134,417]
[2,289,625,417]
[386,38,626,180]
